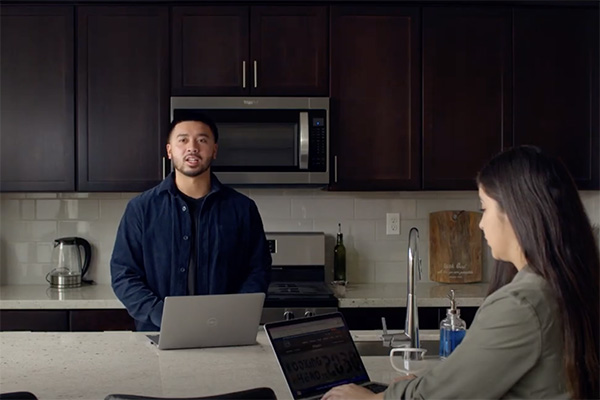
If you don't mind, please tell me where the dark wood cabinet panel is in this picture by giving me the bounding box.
[330,6,420,190]
[77,6,169,192]
[0,310,69,331]
[0,6,75,192]
[423,7,511,190]
[513,7,599,189]
[340,307,478,330]
[172,5,328,96]
[0,309,134,331]
[70,309,135,331]
[250,6,328,96]
[172,6,249,96]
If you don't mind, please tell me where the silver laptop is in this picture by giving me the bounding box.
[147,292,265,350]
[264,312,388,400]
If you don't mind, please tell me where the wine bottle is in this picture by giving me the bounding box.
[334,223,346,282]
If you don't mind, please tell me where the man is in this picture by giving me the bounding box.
[110,113,272,331]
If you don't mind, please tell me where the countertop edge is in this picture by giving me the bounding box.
[1,283,487,310]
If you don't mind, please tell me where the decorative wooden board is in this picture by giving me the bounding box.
[429,210,483,283]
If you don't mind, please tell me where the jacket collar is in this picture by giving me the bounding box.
[157,171,223,197]
[512,264,535,282]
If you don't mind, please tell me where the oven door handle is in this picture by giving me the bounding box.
[299,111,309,170]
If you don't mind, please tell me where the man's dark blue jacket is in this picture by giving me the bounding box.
[110,172,272,331]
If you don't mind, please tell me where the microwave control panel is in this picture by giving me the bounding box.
[308,110,327,172]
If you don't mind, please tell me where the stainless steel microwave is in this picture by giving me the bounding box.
[170,97,329,186]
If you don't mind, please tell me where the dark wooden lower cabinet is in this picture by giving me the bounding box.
[340,307,478,330]
[70,309,135,331]
[0,310,70,331]
[1,307,478,332]
[0,309,134,332]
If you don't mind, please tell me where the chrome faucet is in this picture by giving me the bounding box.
[382,227,422,352]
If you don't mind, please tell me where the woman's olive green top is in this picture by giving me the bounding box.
[384,266,568,399]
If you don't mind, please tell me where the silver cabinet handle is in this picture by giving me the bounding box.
[334,155,338,183]
[299,112,309,170]
[242,60,246,89]
[253,60,258,88]
[162,157,166,180]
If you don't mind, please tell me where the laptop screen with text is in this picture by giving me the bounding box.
[266,313,371,399]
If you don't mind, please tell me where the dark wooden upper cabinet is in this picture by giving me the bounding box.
[0,6,75,192]
[172,6,328,96]
[423,7,511,190]
[513,7,599,189]
[172,6,249,96]
[330,6,420,190]
[250,6,328,96]
[77,7,169,192]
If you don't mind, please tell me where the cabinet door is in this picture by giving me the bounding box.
[77,7,169,191]
[423,7,511,189]
[0,310,69,331]
[251,6,328,96]
[513,7,599,189]
[0,6,75,192]
[70,309,135,331]
[172,6,249,96]
[330,6,420,190]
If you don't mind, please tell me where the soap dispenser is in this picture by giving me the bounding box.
[439,289,467,358]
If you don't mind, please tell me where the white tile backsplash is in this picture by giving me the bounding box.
[354,198,417,219]
[291,197,355,219]
[21,199,35,220]
[252,196,292,219]
[1,190,598,285]
[35,200,62,220]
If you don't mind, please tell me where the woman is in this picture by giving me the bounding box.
[323,146,599,399]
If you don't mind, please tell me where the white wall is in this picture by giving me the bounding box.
[1,190,598,286]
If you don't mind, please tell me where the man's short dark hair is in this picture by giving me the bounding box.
[168,112,219,143]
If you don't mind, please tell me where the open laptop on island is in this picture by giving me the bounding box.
[264,312,388,400]
[147,292,265,350]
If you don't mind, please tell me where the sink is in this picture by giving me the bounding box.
[354,339,440,357]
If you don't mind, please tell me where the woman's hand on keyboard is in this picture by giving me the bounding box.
[322,384,384,400]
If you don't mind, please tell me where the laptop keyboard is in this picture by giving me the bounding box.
[364,383,388,393]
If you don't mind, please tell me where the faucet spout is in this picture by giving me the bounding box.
[405,227,421,349]
[381,227,422,356]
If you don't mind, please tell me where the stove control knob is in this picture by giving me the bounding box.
[304,310,315,318]
[283,311,295,320]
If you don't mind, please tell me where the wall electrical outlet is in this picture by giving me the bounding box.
[386,213,400,235]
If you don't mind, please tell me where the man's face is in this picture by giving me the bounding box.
[166,121,218,178]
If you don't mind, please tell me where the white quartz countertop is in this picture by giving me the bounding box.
[0,329,428,400]
[0,284,125,309]
[0,283,487,309]
[338,282,488,308]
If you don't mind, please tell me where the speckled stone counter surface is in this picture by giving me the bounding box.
[337,282,488,308]
[0,284,124,309]
[0,283,488,309]
[0,329,438,400]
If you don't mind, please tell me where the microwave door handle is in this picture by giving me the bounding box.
[299,112,309,170]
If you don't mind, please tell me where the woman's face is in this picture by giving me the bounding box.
[478,186,525,269]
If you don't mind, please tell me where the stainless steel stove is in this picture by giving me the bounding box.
[261,232,338,324]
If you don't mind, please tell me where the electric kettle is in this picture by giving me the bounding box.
[46,237,92,288]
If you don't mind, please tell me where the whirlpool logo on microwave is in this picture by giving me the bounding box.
[243,99,259,105]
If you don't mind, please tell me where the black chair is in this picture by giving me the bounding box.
[0,393,38,400]
[104,387,277,400]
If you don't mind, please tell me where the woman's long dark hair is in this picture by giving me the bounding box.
[477,146,599,399]
[486,260,517,296]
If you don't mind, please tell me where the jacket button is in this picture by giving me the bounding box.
[180,268,185,273]
[183,235,189,240]
[182,206,187,212]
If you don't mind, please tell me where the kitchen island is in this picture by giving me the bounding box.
[0,329,419,400]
